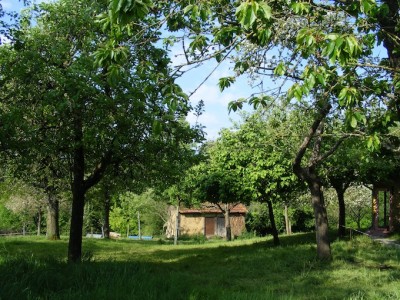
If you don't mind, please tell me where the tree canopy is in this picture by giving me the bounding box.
[0,0,203,262]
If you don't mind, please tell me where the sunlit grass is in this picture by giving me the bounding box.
[0,233,399,299]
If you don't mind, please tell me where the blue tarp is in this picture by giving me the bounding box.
[128,235,153,240]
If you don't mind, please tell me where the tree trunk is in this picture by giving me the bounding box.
[357,219,361,230]
[37,206,42,236]
[67,97,111,261]
[68,109,86,263]
[103,188,111,239]
[309,180,331,260]
[68,179,85,262]
[292,102,334,260]
[225,204,231,241]
[46,193,60,240]
[266,200,280,246]
[284,204,291,235]
[335,186,346,238]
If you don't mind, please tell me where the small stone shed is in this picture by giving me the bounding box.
[371,177,400,233]
[165,203,247,238]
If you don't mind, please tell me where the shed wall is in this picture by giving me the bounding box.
[180,214,204,236]
[230,215,246,237]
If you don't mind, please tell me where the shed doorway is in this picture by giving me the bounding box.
[378,190,390,228]
[216,217,226,237]
[205,217,215,236]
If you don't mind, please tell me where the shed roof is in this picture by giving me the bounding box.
[179,203,247,214]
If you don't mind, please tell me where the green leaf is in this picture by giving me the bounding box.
[236,2,256,30]
[258,2,272,19]
[350,115,357,128]
[338,87,348,102]
[274,62,287,76]
[228,98,245,112]
[361,0,376,14]
[218,77,236,92]
[153,120,162,135]
[291,2,310,14]
[183,4,194,14]
[316,74,326,86]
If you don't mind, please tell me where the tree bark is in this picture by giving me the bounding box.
[284,204,291,235]
[37,206,42,236]
[334,185,346,238]
[67,104,112,262]
[293,102,332,260]
[266,199,280,245]
[377,0,400,116]
[103,188,111,239]
[225,204,231,241]
[68,108,86,263]
[46,193,60,240]
[309,179,331,259]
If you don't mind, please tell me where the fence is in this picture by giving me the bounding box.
[0,232,37,237]
[340,225,371,240]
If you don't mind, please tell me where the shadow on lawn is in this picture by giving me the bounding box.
[1,233,399,300]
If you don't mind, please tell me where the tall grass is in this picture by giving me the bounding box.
[0,234,399,299]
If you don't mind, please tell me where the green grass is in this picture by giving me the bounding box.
[0,233,399,300]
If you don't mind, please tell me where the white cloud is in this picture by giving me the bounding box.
[169,42,188,68]
[1,0,14,10]
[0,34,11,44]
[170,41,258,140]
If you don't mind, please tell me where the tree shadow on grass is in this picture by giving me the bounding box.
[1,234,399,300]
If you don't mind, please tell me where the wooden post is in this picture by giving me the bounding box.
[174,202,179,245]
[138,211,141,240]
[372,187,379,230]
[384,191,387,228]
[390,186,400,232]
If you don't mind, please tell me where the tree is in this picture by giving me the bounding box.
[170,0,400,259]
[208,108,305,245]
[4,180,45,235]
[345,186,372,230]
[110,189,168,237]
[0,0,201,262]
[324,138,359,238]
[185,143,251,241]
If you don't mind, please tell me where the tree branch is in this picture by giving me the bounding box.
[315,135,350,165]
[293,101,331,169]
[83,150,113,192]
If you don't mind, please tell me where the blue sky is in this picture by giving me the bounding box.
[170,47,258,140]
[3,0,258,141]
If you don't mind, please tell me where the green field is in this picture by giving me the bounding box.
[1,234,399,300]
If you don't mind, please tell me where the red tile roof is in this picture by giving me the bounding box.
[179,203,247,214]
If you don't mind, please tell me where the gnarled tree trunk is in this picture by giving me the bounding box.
[308,178,331,259]
[292,101,344,260]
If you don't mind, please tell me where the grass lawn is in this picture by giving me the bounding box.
[1,233,399,300]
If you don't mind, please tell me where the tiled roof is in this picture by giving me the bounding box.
[179,203,247,214]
